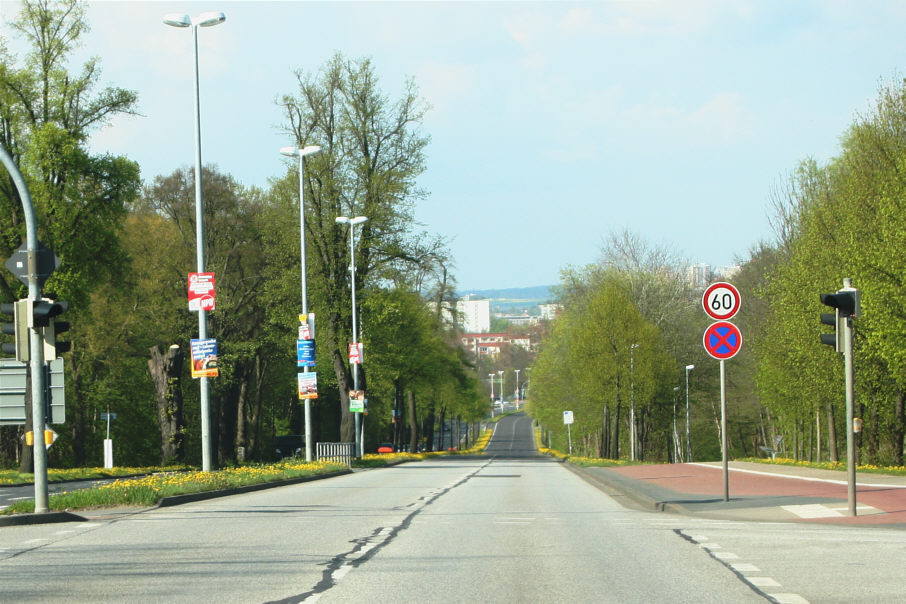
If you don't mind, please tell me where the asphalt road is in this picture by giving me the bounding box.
[1,414,903,602]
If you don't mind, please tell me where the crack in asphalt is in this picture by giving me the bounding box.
[267,459,493,604]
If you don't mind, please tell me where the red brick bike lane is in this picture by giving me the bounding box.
[605,463,906,526]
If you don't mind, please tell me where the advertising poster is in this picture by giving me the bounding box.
[190,338,219,378]
[297,339,315,367]
[348,342,363,365]
[188,272,216,311]
[348,389,365,413]
[298,372,318,399]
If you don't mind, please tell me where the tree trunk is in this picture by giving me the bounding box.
[600,404,609,458]
[333,347,355,443]
[893,389,904,466]
[235,368,249,462]
[424,401,436,452]
[407,389,418,452]
[826,401,838,462]
[148,344,185,465]
[611,401,621,459]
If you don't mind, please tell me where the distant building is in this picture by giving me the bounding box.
[461,332,534,357]
[689,263,711,289]
[538,303,561,321]
[456,295,490,332]
[714,265,742,280]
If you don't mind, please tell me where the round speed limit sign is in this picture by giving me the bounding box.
[702,282,741,321]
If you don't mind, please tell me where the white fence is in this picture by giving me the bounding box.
[316,442,355,466]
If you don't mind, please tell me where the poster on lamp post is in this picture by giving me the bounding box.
[348,342,363,364]
[298,372,318,399]
[297,339,315,367]
[190,338,219,378]
[188,272,216,311]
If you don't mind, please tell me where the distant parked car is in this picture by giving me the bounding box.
[377,443,394,454]
[274,435,304,460]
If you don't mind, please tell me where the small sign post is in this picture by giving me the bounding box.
[563,410,574,455]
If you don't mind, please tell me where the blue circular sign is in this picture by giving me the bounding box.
[703,321,742,360]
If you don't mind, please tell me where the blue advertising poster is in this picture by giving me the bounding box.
[297,339,315,367]
[190,338,218,378]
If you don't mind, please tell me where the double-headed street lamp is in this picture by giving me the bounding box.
[163,10,226,472]
[281,145,322,462]
[336,215,368,457]
[685,364,695,462]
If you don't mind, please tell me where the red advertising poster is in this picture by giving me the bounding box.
[188,272,216,311]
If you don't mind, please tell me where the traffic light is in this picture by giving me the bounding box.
[1,299,30,361]
[820,289,860,353]
[34,299,70,361]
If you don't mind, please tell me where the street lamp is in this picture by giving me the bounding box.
[498,370,504,406]
[488,373,495,416]
[163,10,226,473]
[685,364,695,462]
[514,369,521,409]
[630,343,639,461]
[336,215,368,457]
[672,386,681,463]
[281,145,322,462]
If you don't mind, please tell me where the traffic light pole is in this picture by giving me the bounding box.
[843,292,857,517]
[0,144,49,513]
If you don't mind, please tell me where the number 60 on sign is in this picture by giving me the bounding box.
[702,282,741,321]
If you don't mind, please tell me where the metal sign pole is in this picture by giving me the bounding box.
[721,359,729,502]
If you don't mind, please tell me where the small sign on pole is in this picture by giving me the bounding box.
[190,338,219,378]
[348,342,363,364]
[298,372,318,399]
[702,282,741,321]
[188,272,216,311]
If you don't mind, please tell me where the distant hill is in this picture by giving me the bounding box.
[457,285,555,313]
[457,285,554,302]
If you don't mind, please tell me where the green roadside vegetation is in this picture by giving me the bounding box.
[2,430,493,515]
[738,457,906,477]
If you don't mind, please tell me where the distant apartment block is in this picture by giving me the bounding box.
[688,263,742,289]
[456,295,490,332]
[538,303,561,321]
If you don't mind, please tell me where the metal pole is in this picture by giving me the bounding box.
[843,279,857,516]
[349,224,361,457]
[630,344,637,461]
[191,24,213,473]
[298,155,313,463]
[721,359,729,502]
[567,423,572,455]
[685,366,692,463]
[0,145,47,512]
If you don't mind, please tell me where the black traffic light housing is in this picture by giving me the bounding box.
[33,299,70,361]
[820,289,860,353]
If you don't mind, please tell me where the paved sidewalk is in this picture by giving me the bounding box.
[571,460,906,527]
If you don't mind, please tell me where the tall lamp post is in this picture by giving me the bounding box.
[672,386,681,463]
[488,373,495,412]
[336,215,368,457]
[164,10,226,472]
[514,369,521,409]
[281,145,322,462]
[630,343,639,461]
[685,364,695,462]
[498,370,504,407]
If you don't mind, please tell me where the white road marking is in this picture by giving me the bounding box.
[748,576,781,587]
[731,563,760,573]
[781,504,843,518]
[769,594,810,603]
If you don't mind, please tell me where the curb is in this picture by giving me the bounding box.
[564,462,691,515]
[0,468,354,526]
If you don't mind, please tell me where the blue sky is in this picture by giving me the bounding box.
[3,1,906,290]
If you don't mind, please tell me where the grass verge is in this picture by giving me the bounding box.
[1,460,346,515]
[738,456,906,476]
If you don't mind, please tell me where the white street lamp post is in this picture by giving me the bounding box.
[163,11,226,472]
[281,145,322,462]
[488,373,495,414]
[685,364,695,462]
[498,370,504,407]
[630,343,639,461]
[672,386,681,463]
[514,369,521,409]
[336,216,368,457]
